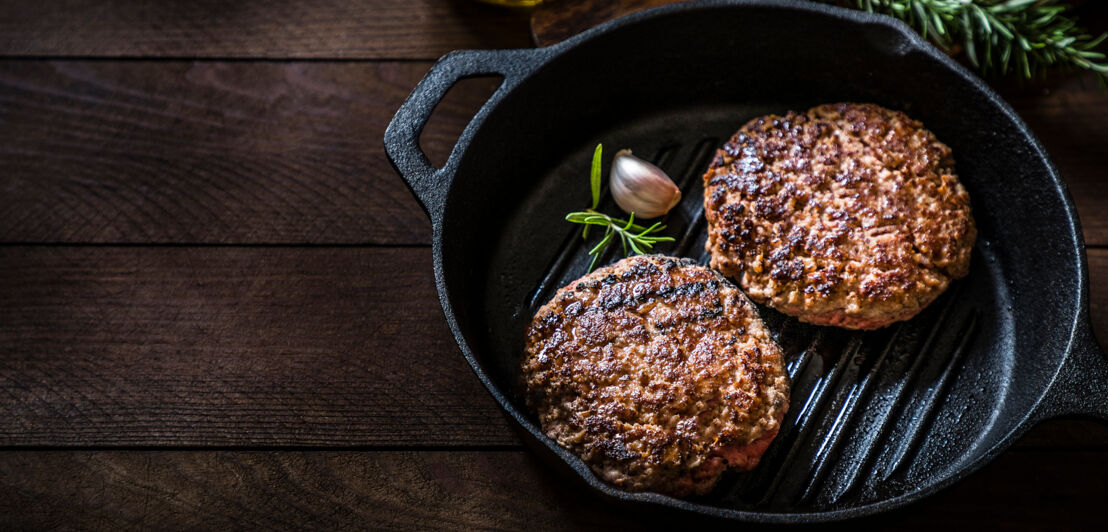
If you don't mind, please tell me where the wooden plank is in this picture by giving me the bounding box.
[0,61,504,245]
[874,449,1108,528]
[1089,249,1108,349]
[1003,75,1108,249]
[530,0,679,47]
[0,246,516,446]
[0,1,531,59]
[2,245,1107,447]
[1,61,1106,245]
[1018,418,1108,448]
[0,449,1105,529]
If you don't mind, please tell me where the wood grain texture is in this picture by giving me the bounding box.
[0,246,515,446]
[2,245,1107,447]
[0,62,502,245]
[0,0,531,59]
[1005,75,1108,247]
[0,449,1105,530]
[530,0,682,47]
[1019,418,1108,448]
[3,61,1104,245]
[0,1,1104,528]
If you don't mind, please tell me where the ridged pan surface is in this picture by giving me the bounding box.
[487,120,1007,513]
[385,0,1108,523]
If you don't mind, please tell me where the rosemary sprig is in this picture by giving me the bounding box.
[566,210,674,271]
[565,144,675,272]
[827,0,1108,82]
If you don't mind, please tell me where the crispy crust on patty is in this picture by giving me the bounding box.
[703,103,976,330]
[522,255,790,497]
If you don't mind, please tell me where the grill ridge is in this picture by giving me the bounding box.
[526,223,586,310]
[754,334,864,506]
[828,287,966,502]
[879,312,979,480]
[796,324,907,504]
[671,138,716,257]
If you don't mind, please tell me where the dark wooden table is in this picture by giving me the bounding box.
[2,1,1107,529]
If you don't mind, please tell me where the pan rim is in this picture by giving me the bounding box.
[427,0,1086,523]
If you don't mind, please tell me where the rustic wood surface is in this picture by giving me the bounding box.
[1,450,1105,530]
[0,62,510,245]
[0,1,531,59]
[4,244,1108,448]
[531,0,680,47]
[1,0,1106,529]
[0,62,1105,246]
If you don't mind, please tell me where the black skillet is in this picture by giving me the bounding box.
[384,0,1108,523]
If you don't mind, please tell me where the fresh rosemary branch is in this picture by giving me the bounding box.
[565,144,675,272]
[566,210,674,271]
[827,0,1108,81]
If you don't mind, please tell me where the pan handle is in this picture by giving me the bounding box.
[384,48,541,219]
[1033,319,1108,421]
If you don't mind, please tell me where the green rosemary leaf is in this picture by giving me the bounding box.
[639,221,664,237]
[932,10,946,37]
[983,29,994,68]
[588,251,600,272]
[964,11,980,67]
[564,212,592,223]
[990,15,1015,40]
[1003,0,1037,11]
[589,227,614,255]
[973,6,992,36]
[627,238,645,255]
[565,214,610,227]
[958,11,976,67]
[821,1,1107,83]
[1034,9,1062,27]
[589,143,602,210]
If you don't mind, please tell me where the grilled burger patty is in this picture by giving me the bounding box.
[522,255,790,497]
[703,103,976,330]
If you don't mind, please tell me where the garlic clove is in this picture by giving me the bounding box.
[610,149,682,219]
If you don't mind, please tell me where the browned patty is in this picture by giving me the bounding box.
[522,255,790,497]
[703,103,976,330]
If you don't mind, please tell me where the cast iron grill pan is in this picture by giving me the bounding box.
[385,0,1108,522]
[522,137,990,511]
[511,130,996,512]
